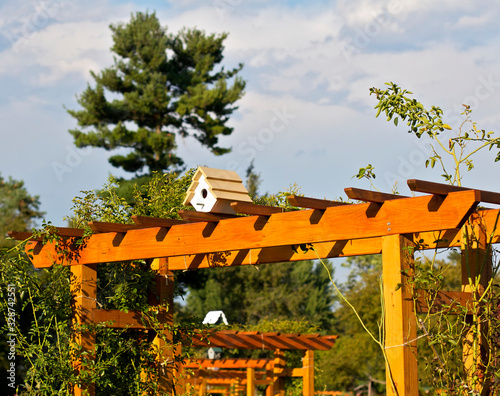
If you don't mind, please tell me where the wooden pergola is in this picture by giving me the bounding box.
[183,331,337,396]
[12,178,500,396]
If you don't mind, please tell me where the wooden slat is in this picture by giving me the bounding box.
[275,368,304,377]
[199,167,243,182]
[414,289,473,314]
[408,179,500,204]
[131,215,186,227]
[91,309,170,329]
[8,231,42,241]
[230,202,283,216]
[344,187,407,203]
[87,221,148,233]
[183,359,271,369]
[8,227,85,241]
[286,195,349,209]
[178,210,237,223]
[25,190,481,268]
[190,331,337,351]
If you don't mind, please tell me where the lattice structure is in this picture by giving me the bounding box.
[10,177,500,396]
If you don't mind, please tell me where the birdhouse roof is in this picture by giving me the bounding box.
[183,167,252,206]
[202,310,229,325]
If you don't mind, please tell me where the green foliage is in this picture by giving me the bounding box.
[370,82,500,186]
[184,260,335,330]
[245,160,262,199]
[67,11,245,175]
[0,174,44,248]
[367,82,500,394]
[253,183,302,209]
[132,169,195,219]
[0,172,202,394]
[317,255,386,393]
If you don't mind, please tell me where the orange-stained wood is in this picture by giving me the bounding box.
[183,359,271,369]
[25,190,481,268]
[382,235,418,396]
[414,289,473,314]
[91,308,169,329]
[287,195,350,209]
[190,331,337,351]
[408,179,500,205]
[178,210,237,222]
[131,215,186,227]
[87,221,151,233]
[230,202,284,216]
[344,187,408,202]
[303,350,314,396]
[8,227,85,241]
[247,367,255,396]
[71,264,97,396]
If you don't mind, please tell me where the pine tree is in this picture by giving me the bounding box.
[0,174,44,248]
[68,11,245,175]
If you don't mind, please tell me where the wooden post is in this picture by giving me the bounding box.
[273,349,286,396]
[71,264,97,396]
[199,377,207,396]
[382,234,418,396]
[302,350,314,396]
[149,258,176,395]
[266,360,274,396]
[461,214,492,394]
[247,367,255,396]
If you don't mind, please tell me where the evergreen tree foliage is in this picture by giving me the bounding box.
[68,11,245,175]
[0,173,44,248]
[184,260,335,330]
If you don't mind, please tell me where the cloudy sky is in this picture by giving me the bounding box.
[1,0,500,224]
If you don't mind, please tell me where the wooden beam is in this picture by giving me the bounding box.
[131,215,186,227]
[344,187,407,202]
[87,221,149,233]
[414,289,473,314]
[26,190,481,267]
[286,195,349,209]
[408,179,500,205]
[230,202,284,216]
[382,234,418,396]
[190,331,337,351]
[166,238,384,270]
[178,210,237,223]
[91,309,170,329]
[8,227,85,241]
[8,231,42,241]
[183,359,271,369]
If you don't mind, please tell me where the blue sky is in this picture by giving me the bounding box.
[1,0,500,225]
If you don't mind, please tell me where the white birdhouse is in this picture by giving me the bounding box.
[183,167,252,214]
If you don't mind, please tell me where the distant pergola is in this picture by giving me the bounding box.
[184,330,337,396]
[12,177,500,396]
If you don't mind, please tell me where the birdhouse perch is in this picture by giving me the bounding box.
[183,167,252,214]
